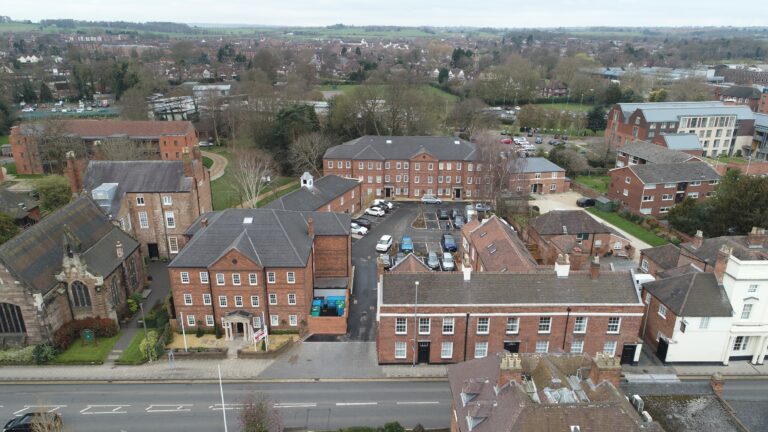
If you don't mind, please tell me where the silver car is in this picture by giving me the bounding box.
[426,252,440,269]
[441,252,455,271]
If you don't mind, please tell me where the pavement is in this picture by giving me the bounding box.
[201,150,228,181]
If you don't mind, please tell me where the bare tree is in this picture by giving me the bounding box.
[289,132,333,176]
[448,98,496,138]
[34,119,89,174]
[473,130,520,203]
[238,393,283,432]
[230,148,275,208]
[97,138,157,161]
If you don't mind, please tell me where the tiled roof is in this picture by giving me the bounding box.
[169,208,350,268]
[389,253,430,273]
[0,197,139,294]
[641,244,682,270]
[507,157,565,174]
[623,140,699,164]
[680,236,768,267]
[530,210,613,236]
[643,272,733,317]
[464,215,537,272]
[19,119,194,138]
[323,136,477,161]
[0,187,38,220]
[264,175,359,211]
[628,162,720,184]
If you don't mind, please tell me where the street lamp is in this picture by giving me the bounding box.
[139,302,151,362]
[412,281,419,367]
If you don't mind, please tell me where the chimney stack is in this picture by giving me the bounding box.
[64,151,83,193]
[554,254,570,278]
[747,227,766,249]
[710,372,725,397]
[200,218,208,228]
[497,352,522,388]
[589,352,622,388]
[463,265,472,282]
[307,217,315,238]
[714,245,731,282]
[590,255,600,280]
[115,241,124,259]
[182,147,193,177]
[691,230,704,249]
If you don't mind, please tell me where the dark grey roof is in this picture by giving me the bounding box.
[169,208,350,268]
[265,175,359,211]
[641,244,682,270]
[628,162,720,184]
[323,136,477,161]
[82,160,193,216]
[721,86,761,99]
[658,263,702,279]
[382,272,640,305]
[623,141,698,164]
[658,133,703,151]
[530,210,612,236]
[0,187,38,220]
[681,236,768,267]
[0,197,138,294]
[508,157,565,173]
[643,272,733,317]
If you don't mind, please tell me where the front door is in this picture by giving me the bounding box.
[656,338,669,363]
[530,184,538,194]
[453,188,461,199]
[417,342,431,364]
[384,187,392,198]
[620,344,636,365]
[147,243,159,260]
[504,341,520,353]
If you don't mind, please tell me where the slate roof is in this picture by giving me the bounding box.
[530,210,613,236]
[18,119,194,138]
[381,271,640,305]
[721,86,761,99]
[169,208,350,268]
[508,157,565,174]
[82,160,193,216]
[641,244,683,270]
[264,175,359,211]
[389,253,430,273]
[658,133,703,151]
[643,272,733,317]
[680,236,768,267]
[658,263,702,279]
[628,162,720,184]
[323,136,477,161]
[0,187,38,220]
[0,197,139,294]
[463,215,537,272]
[617,102,755,123]
[623,140,699,164]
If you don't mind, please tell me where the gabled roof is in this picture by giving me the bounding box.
[507,157,565,174]
[389,253,430,273]
[323,136,477,161]
[721,86,761,99]
[265,175,359,211]
[643,272,733,317]
[82,160,193,216]
[169,209,350,268]
[657,133,703,151]
[641,244,682,270]
[530,210,613,236]
[0,197,139,294]
[622,140,699,164]
[627,162,720,184]
[18,119,194,138]
[464,215,537,272]
[0,187,38,220]
[616,101,755,124]
[681,235,768,266]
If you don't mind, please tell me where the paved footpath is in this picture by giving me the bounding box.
[201,150,228,181]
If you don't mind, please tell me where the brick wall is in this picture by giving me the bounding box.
[508,172,569,194]
[322,183,362,214]
[159,130,197,161]
[313,235,351,279]
[640,288,677,351]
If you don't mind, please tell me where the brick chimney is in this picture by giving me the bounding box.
[200,218,208,228]
[590,255,600,280]
[747,227,767,249]
[497,352,522,388]
[182,147,193,178]
[691,230,704,249]
[115,241,124,259]
[714,245,731,283]
[64,151,84,193]
[589,352,622,388]
[554,254,570,278]
[307,217,315,238]
[710,372,725,397]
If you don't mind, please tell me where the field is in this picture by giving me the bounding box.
[317,84,459,104]
[574,175,610,193]
[530,102,595,114]
[0,135,8,145]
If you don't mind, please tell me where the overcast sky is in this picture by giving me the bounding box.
[5,0,768,27]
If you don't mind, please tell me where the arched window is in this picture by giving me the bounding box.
[110,277,120,307]
[0,302,26,334]
[71,281,92,308]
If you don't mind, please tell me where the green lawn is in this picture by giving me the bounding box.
[316,84,458,104]
[0,135,8,145]
[705,156,747,165]
[202,156,214,169]
[586,208,668,247]
[531,103,594,113]
[116,330,149,365]
[574,175,611,194]
[51,333,121,364]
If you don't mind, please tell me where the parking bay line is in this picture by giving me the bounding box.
[335,402,378,406]
[396,401,441,405]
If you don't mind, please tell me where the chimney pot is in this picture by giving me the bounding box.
[463,266,472,282]
[307,217,315,238]
[747,226,766,248]
[115,241,124,259]
[201,218,208,228]
[692,230,704,248]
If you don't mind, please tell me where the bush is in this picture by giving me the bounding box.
[196,326,204,338]
[52,317,119,351]
[32,344,56,364]
[5,162,17,175]
[139,330,159,361]
[383,422,406,432]
[127,298,138,315]
[0,346,36,364]
[215,325,222,339]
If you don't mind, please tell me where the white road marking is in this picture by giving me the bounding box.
[396,401,440,405]
[274,403,317,408]
[14,405,66,416]
[80,405,130,415]
[209,403,243,411]
[146,404,193,413]
[335,402,377,406]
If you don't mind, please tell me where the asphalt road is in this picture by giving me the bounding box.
[0,381,451,431]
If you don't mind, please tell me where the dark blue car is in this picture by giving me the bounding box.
[400,235,414,253]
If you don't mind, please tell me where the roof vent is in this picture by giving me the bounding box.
[386,139,392,144]
[243,217,253,224]
[454,140,460,145]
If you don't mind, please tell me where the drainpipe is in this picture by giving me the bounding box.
[462,312,470,361]
[562,307,571,351]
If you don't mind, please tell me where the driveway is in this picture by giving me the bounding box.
[201,150,228,181]
[531,192,653,258]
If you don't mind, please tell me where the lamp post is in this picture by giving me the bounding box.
[139,302,151,362]
[412,281,419,367]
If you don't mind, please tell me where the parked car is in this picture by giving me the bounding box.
[350,223,369,236]
[453,215,465,229]
[375,235,393,252]
[395,251,406,264]
[562,135,569,141]
[351,217,372,229]
[373,199,394,210]
[576,198,596,208]
[378,253,393,269]
[441,234,458,252]
[441,252,455,271]
[535,137,543,144]
[501,138,513,145]
[465,204,477,220]
[426,251,440,270]
[527,131,534,137]
[421,195,442,204]
[438,208,451,220]
[198,140,213,147]
[548,139,558,145]
[4,412,62,432]
[400,235,414,253]
[475,203,492,212]
[365,206,386,217]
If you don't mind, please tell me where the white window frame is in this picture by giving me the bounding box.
[234,295,243,307]
[218,296,227,307]
[200,271,209,284]
[138,211,149,229]
[395,341,407,359]
[267,272,276,284]
[187,314,196,327]
[573,317,587,334]
[474,342,488,359]
[270,315,279,326]
[250,295,259,307]
[269,293,277,305]
[183,293,192,305]
[287,272,296,284]
[163,196,172,206]
[442,317,455,335]
[607,317,621,334]
[136,195,145,206]
[441,341,453,359]
[232,273,241,285]
[741,304,753,320]
[418,317,431,335]
[216,273,225,285]
[395,317,407,335]
[658,304,668,319]
[180,272,190,284]
[538,317,552,334]
[535,341,549,353]
[169,237,179,254]
[603,341,617,357]
[249,273,258,285]
[289,315,298,327]
[571,340,584,354]
[506,317,519,334]
[165,211,176,229]
[203,293,212,305]
[476,317,490,335]
[205,315,215,327]
[288,293,296,305]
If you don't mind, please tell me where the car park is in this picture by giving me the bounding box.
[441,233,457,252]
[501,138,513,145]
[4,412,63,432]
[395,251,406,264]
[365,206,386,217]
[350,223,369,236]
[576,198,596,208]
[438,208,451,220]
[426,252,440,269]
[373,199,394,210]
[420,195,442,204]
[441,252,455,271]
[376,235,393,252]
[400,235,414,253]
[351,217,372,229]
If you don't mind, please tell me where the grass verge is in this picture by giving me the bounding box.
[116,330,149,365]
[203,156,214,169]
[0,135,8,145]
[574,175,610,194]
[586,208,668,247]
[51,333,121,365]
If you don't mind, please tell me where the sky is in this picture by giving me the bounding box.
[4,0,768,28]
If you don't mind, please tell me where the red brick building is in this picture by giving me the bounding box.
[168,209,351,339]
[608,162,720,217]
[265,172,362,214]
[759,91,768,114]
[461,215,538,273]
[10,120,198,174]
[615,140,701,168]
[507,158,568,194]
[376,262,644,365]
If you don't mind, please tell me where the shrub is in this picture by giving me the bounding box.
[5,162,17,175]
[196,326,204,338]
[383,422,406,432]
[32,344,56,364]
[215,325,222,339]
[0,346,36,364]
[127,298,138,315]
[139,330,159,361]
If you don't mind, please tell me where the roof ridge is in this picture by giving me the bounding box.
[273,209,304,264]
[677,273,698,316]
[243,229,262,266]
